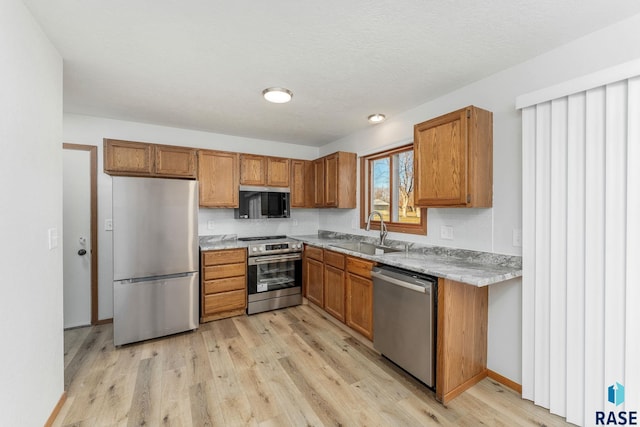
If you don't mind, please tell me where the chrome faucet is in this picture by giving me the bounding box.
[366,211,388,246]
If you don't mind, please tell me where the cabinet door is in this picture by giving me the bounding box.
[104,139,153,175]
[240,154,266,186]
[414,109,468,206]
[266,157,290,187]
[198,150,239,207]
[436,278,488,403]
[324,264,346,322]
[290,159,307,208]
[313,158,325,207]
[346,272,373,340]
[155,145,196,178]
[324,153,338,207]
[305,258,324,307]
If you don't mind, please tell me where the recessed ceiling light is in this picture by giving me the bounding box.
[368,113,386,124]
[262,87,293,103]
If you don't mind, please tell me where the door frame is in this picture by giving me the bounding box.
[63,143,99,325]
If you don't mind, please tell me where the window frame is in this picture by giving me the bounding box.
[359,144,427,235]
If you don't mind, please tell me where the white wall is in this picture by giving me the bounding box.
[63,114,319,320]
[0,1,63,425]
[320,13,640,384]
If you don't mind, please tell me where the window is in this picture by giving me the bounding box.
[360,144,427,235]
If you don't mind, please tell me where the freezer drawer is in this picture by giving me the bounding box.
[113,272,198,346]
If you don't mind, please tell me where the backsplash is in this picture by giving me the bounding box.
[198,208,319,238]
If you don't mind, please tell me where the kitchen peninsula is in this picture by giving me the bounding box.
[294,230,521,403]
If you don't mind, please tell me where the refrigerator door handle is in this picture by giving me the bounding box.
[120,272,196,284]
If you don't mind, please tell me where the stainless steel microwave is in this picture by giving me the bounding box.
[235,186,290,219]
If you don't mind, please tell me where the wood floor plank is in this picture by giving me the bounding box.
[351,376,424,426]
[250,344,325,427]
[183,331,213,385]
[278,355,354,426]
[397,394,455,426]
[232,315,266,348]
[64,326,92,369]
[289,320,362,385]
[189,381,225,427]
[95,371,138,426]
[127,356,163,427]
[65,324,111,390]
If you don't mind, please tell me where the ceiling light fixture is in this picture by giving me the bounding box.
[368,113,386,124]
[262,87,293,103]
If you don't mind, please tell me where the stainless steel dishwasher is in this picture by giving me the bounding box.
[371,265,437,388]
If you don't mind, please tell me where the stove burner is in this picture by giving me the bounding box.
[238,235,287,242]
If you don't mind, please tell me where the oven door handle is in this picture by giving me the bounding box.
[248,253,302,265]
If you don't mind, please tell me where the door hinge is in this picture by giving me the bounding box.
[467,194,471,203]
[466,109,471,119]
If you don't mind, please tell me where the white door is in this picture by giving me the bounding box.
[63,149,92,328]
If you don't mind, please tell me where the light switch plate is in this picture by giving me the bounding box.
[207,220,215,230]
[105,219,113,231]
[48,227,58,250]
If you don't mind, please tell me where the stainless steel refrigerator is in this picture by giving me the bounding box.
[112,177,199,346]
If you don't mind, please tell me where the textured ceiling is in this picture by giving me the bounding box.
[23,0,640,146]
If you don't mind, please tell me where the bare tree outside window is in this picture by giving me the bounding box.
[360,145,426,235]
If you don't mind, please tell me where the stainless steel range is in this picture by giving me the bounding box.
[239,235,303,314]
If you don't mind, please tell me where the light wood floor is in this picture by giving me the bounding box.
[57,304,574,426]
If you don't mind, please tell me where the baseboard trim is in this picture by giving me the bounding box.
[487,369,522,394]
[44,391,67,427]
[95,318,113,325]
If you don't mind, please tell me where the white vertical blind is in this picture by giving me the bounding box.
[626,76,640,415]
[520,71,639,426]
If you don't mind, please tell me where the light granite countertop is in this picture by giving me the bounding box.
[291,231,522,287]
[199,234,248,251]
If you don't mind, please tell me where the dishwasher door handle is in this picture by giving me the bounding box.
[370,270,428,294]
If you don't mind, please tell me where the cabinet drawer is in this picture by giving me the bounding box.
[305,245,324,262]
[346,256,375,278]
[203,290,246,314]
[203,249,246,266]
[204,276,246,295]
[204,262,246,280]
[324,250,345,269]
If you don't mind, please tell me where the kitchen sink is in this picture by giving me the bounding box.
[329,241,403,256]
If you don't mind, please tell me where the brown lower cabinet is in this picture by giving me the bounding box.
[323,250,346,322]
[303,245,375,340]
[345,256,375,340]
[436,278,488,403]
[304,245,324,306]
[200,248,247,323]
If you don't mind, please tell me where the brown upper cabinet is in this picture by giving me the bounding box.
[290,159,314,208]
[413,106,493,207]
[313,151,357,208]
[104,139,197,178]
[198,150,239,208]
[239,154,290,187]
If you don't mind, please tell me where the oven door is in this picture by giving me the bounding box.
[247,253,302,295]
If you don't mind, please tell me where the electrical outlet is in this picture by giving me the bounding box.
[513,228,522,247]
[105,219,113,231]
[207,220,215,230]
[440,225,454,240]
